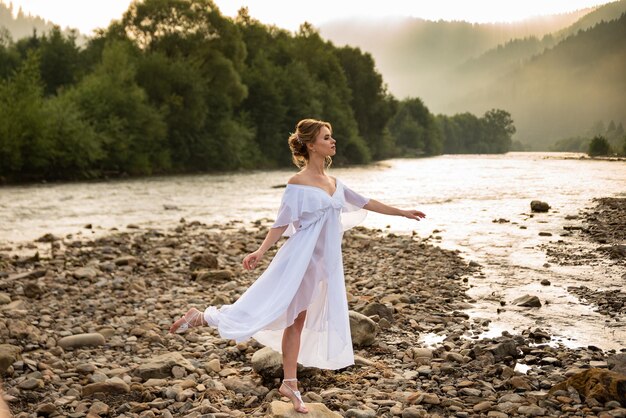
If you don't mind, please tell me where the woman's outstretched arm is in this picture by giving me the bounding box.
[242,225,289,270]
[364,199,426,221]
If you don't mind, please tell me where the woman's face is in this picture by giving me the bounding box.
[311,126,336,157]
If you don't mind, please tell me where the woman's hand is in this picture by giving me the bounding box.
[401,209,426,221]
[243,250,265,270]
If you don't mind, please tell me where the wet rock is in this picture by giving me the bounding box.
[349,310,377,346]
[513,295,542,308]
[58,333,106,349]
[531,201,551,213]
[134,352,195,380]
[540,279,551,286]
[268,401,341,417]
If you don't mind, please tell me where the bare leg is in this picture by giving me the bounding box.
[279,310,308,414]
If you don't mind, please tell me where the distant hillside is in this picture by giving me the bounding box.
[450,13,626,149]
[458,0,626,84]
[0,1,84,42]
[320,8,592,111]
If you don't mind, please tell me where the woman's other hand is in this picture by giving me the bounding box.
[401,210,426,221]
[243,250,265,270]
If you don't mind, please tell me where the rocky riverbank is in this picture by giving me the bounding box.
[542,197,626,320]
[0,220,625,417]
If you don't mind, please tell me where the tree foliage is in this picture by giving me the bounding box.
[0,0,518,182]
[588,135,612,156]
[436,110,516,154]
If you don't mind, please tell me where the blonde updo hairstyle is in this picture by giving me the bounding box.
[288,119,333,168]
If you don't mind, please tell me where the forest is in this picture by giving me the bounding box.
[0,0,517,182]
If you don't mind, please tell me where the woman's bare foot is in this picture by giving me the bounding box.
[169,307,206,334]
[279,379,308,414]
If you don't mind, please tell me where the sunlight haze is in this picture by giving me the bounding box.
[6,0,614,34]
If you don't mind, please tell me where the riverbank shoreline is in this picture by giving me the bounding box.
[1,219,624,417]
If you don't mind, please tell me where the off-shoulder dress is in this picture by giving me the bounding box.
[203,178,369,369]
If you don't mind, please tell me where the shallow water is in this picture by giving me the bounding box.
[1,152,625,349]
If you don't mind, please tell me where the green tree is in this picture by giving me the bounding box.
[388,98,441,156]
[0,52,48,178]
[482,109,516,153]
[334,46,396,159]
[66,41,169,175]
[588,135,612,156]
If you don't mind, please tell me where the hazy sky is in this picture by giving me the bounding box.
[7,0,613,35]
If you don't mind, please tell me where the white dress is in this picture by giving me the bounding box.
[203,178,370,370]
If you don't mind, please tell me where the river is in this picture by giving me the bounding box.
[1,152,625,350]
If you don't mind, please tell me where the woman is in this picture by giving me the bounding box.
[170,119,425,414]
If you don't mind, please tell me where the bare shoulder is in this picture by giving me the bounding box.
[287,173,307,185]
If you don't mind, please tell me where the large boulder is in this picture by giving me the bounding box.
[549,369,626,406]
[349,311,377,347]
[252,347,284,379]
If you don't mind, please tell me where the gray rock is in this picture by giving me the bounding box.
[360,302,394,323]
[58,333,106,349]
[349,310,377,346]
[134,352,195,380]
[251,346,283,379]
[18,378,42,390]
[489,340,519,361]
